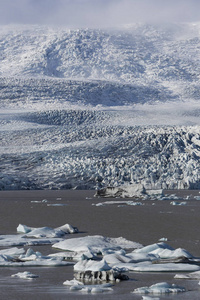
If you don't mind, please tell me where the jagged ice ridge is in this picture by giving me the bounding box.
[0,23,200,190]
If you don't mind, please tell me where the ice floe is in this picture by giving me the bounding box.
[93,200,144,206]
[101,242,200,273]
[132,282,186,294]
[17,223,78,237]
[0,247,73,267]
[52,235,142,253]
[74,258,111,272]
[64,279,113,293]
[170,201,187,206]
[11,271,39,280]
[0,223,78,249]
[174,270,200,279]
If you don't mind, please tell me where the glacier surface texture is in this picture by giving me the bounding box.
[0,23,200,190]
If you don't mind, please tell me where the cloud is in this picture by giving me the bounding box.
[0,0,200,28]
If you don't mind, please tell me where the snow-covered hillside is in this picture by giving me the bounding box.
[0,23,200,190]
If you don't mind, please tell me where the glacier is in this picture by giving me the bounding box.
[0,23,200,190]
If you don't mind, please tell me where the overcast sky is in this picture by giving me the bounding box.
[0,0,200,28]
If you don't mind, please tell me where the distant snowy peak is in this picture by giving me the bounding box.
[0,23,200,89]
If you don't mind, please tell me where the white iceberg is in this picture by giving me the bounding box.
[0,234,63,247]
[0,247,73,267]
[133,282,186,294]
[11,271,39,280]
[74,258,111,272]
[150,247,193,259]
[0,247,25,257]
[49,249,96,261]
[111,261,200,272]
[69,283,113,293]
[52,235,142,253]
[133,242,174,254]
[103,251,157,265]
[175,270,200,279]
[170,201,187,206]
[63,279,113,293]
[142,296,160,300]
[0,223,79,247]
[94,200,144,206]
[17,223,78,238]
[63,278,84,286]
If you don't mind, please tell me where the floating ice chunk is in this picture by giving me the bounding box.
[63,278,84,286]
[133,282,186,294]
[52,235,142,253]
[74,258,111,272]
[94,200,144,206]
[142,296,160,300]
[47,203,68,206]
[17,224,32,234]
[0,247,25,257]
[11,271,39,280]
[175,270,200,279]
[95,184,146,198]
[103,252,157,265]
[194,196,200,200]
[133,242,174,254]
[19,248,42,261]
[17,223,78,238]
[158,238,168,241]
[64,280,113,293]
[121,262,200,272]
[49,249,96,261]
[0,254,71,267]
[150,247,193,259]
[57,224,78,234]
[170,201,187,206]
[69,283,113,293]
[0,234,63,247]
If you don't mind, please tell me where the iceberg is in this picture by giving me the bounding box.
[133,282,186,294]
[11,271,39,280]
[52,235,142,253]
[74,258,111,272]
[17,223,78,237]
[174,270,200,279]
[0,247,73,267]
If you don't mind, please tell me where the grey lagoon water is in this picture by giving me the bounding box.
[0,190,200,299]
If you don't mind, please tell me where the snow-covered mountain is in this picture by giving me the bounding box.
[0,23,200,190]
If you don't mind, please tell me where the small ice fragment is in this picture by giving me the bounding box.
[170,201,186,206]
[47,204,67,206]
[133,282,186,294]
[142,296,160,300]
[159,238,168,242]
[11,271,39,280]
[63,279,83,286]
[17,224,32,234]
